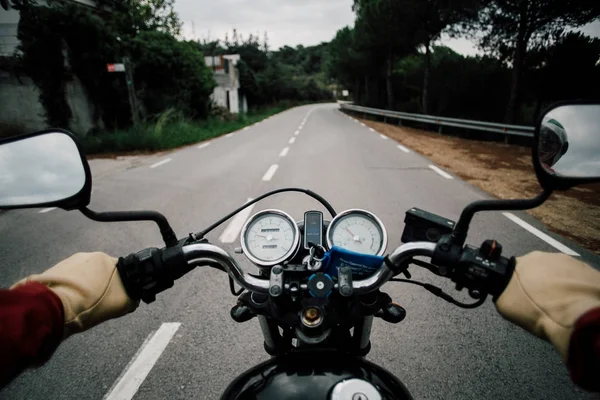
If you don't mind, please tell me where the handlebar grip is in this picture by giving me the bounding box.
[117,245,190,303]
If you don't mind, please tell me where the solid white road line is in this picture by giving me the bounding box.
[369,128,376,132]
[150,158,172,169]
[289,137,296,144]
[294,130,300,136]
[104,323,181,400]
[503,212,580,256]
[379,134,388,140]
[428,165,453,179]
[197,142,211,150]
[262,164,279,181]
[39,207,57,214]
[279,147,289,157]
[397,144,410,153]
[219,198,255,243]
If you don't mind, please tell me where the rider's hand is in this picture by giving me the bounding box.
[495,251,600,360]
[11,252,139,337]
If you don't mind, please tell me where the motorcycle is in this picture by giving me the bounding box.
[1,101,599,399]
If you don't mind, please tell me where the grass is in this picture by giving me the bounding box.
[83,104,292,155]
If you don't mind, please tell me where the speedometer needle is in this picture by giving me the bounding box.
[345,228,355,236]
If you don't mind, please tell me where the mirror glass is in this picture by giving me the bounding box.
[0,132,87,207]
[538,105,600,178]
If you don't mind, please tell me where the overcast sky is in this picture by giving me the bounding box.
[176,0,600,56]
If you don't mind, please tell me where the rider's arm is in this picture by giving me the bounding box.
[496,251,600,391]
[568,307,600,391]
[0,282,64,386]
[1,252,138,386]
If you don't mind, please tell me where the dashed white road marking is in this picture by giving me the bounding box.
[294,130,300,136]
[150,158,172,169]
[379,134,388,140]
[197,142,211,150]
[225,133,233,138]
[39,207,57,214]
[219,198,255,243]
[262,164,279,181]
[104,323,181,400]
[360,122,366,127]
[369,128,376,133]
[243,127,250,131]
[279,147,289,157]
[428,165,453,179]
[503,212,580,256]
[397,144,410,153]
[289,137,296,144]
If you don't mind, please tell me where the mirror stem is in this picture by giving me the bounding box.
[79,207,178,247]
[451,188,553,246]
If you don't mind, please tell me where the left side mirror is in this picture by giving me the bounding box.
[0,129,92,210]
[534,101,600,190]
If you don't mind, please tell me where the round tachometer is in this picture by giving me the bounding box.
[241,209,300,267]
[326,209,387,256]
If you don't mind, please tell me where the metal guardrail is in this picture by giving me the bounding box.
[339,103,535,139]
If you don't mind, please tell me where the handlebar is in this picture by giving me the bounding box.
[182,243,270,294]
[351,242,436,294]
[118,239,510,304]
[180,241,437,296]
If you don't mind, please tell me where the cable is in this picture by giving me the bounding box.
[390,278,487,309]
[195,187,337,238]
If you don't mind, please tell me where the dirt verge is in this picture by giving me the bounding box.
[360,119,600,254]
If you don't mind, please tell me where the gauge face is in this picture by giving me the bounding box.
[241,209,300,266]
[326,209,387,256]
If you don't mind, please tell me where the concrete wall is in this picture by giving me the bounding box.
[65,74,101,135]
[0,72,47,133]
[0,70,99,135]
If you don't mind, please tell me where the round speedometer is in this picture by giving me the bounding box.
[326,209,387,256]
[241,209,300,267]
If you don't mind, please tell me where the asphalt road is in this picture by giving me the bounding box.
[1,103,598,400]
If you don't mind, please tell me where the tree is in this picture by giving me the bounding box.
[413,0,480,113]
[474,0,600,123]
[353,0,418,108]
[104,0,182,38]
[527,32,600,117]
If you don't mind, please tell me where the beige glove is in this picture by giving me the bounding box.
[11,252,139,337]
[496,251,600,360]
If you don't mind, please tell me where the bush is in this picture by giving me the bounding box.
[83,105,292,154]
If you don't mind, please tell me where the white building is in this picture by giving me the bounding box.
[204,54,248,114]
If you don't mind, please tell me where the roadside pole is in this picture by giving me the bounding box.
[107,59,140,125]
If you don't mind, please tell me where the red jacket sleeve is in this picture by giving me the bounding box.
[0,282,64,387]
[568,307,600,392]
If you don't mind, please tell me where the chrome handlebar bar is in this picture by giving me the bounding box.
[182,241,437,295]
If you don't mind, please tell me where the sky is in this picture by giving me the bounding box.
[176,0,600,56]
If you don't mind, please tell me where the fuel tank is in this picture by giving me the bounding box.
[221,350,413,400]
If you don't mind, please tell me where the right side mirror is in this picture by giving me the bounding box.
[533,101,600,190]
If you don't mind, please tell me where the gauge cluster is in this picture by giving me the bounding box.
[240,208,387,267]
